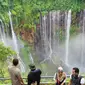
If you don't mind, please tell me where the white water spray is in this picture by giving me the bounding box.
[65,10,71,65]
[8,11,25,72]
[0,19,6,44]
[29,53,34,64]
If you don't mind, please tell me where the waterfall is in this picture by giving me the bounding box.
[8,11,25,72]
[56,11,60,50]
[49,12,52,59]
[36,10,72,66]
[29,53,34,64]
[81,9,85,67]
[0,19,6,44]
[65,10,71,65]
[8,11,19,52]
[35,9,85,74]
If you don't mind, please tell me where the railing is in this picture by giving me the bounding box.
[0,75,71,85]
[0,75,70,80]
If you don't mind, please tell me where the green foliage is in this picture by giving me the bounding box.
[0,42,16,79]
[0,0,85,30]
[0,42,16,61]
[70,26,79,36]
[57,29,65,42]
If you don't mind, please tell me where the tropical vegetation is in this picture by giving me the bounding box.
[0,0,85,84]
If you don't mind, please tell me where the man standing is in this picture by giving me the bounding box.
[8,58,24,85]
[68,67,85,85]
[27,64,42,85]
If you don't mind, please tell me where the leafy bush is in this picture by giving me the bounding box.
[0,42,16,78]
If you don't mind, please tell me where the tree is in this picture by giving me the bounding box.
[0,0,85,30]
[0,42,16,61]
[0,42,16,77]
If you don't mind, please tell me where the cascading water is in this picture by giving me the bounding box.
[39,15,49,63]
[29,53,34,64]
[35,10,71,73]
[34,9,85,74]
[8,11,19,52]
[39,12,56,65]
[65,10,71,65]
[8,11,25,72]
[52,12,56,51]
[49,12,52,59]
[49,12,57,65]
[81,9,85,68]
[56,11,60,50]
[0,19,6,44]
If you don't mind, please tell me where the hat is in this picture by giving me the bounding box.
[58,66,63,71]
[29,64,36,70]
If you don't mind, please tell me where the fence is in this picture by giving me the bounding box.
[0,75,70,85]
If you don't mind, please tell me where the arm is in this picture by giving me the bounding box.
[16,74,24,85]
[53,73,56,82]
[16,69,24,85]
[61,72,67,85]
[80,78,85,85]
[27,74,32,85]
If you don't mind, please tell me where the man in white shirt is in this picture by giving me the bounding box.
[8,58,24,85]
[68,67,85,85]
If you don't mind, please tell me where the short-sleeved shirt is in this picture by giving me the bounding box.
[8,65,21,85]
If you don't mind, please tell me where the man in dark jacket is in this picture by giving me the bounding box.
[27,64,42,85]
[68,67,85,85]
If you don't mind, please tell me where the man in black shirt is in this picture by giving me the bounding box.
[27,64,42,85]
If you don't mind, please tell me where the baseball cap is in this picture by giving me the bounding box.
[29,64,36,70]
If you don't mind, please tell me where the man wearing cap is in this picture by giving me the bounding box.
[53,66,66,85]
[27,64,42,85]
